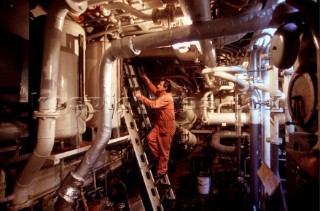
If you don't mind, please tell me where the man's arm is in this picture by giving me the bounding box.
[133,91,169,109]
[142,74,157,94]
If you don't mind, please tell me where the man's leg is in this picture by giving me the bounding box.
[157,135,172,174]
[146,126,160,158]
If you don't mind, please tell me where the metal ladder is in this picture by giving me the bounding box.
[122,61,175,211]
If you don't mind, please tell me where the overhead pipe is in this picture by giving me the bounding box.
[57,3,279,207]
[178,0,217,67]
[115,6,278,49]
[10,0,88,208]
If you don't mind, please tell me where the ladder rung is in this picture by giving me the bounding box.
[158,184,172,201]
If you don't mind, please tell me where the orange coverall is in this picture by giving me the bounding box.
[138,81,175,174]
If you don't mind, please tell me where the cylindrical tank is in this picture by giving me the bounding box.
[55,19,86,138]
[85,42,104,128]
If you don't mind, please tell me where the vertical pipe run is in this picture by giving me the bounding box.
[271,114,279,173]
[178,0,217,68]
[262,63,271,168]
[235,94,242,173]
[269,65,279,173]
[12,1,69,206]
[250,96,260,210]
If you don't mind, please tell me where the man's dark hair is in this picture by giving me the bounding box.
[163,79,172,92]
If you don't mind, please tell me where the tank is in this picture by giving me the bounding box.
[85,42,104,129]
[55,19,86,139]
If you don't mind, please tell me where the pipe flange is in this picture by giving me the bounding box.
[33,111,61,119]
[64,0,88,15]
[84,101,94,122]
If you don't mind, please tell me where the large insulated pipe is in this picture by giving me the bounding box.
[11,0,87,208]
[178,0,217,67]
[130,6,276,49]
[57,4,279,207]
[250,94,260,210]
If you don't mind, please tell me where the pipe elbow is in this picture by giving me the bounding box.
[109,36,141,58]
[211,131,236,154]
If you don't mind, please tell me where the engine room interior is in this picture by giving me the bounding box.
[0,0,319,210]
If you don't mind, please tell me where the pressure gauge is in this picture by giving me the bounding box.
[287,62,317,131]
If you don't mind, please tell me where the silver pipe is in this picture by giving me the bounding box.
[11,0,87,208]
[130,6,277,50]
[178,0,216,67]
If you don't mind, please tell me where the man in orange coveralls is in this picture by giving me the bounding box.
[133,74,176,179]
